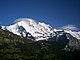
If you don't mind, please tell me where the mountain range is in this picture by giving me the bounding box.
[1,18,80,50]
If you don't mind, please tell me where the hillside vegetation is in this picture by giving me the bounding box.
[0,26,80,60]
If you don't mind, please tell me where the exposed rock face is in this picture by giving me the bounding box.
[66,33,80,50]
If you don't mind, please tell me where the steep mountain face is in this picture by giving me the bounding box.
[1,18,80,50]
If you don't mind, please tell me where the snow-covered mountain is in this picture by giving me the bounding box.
[1,18,80,41]
[2,18,55,41]
[1,18,80,50]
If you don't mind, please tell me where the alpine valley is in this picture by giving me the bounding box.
[0,18,80,60]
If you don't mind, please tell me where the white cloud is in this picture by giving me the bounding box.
[14,18,37,23]
[61,25,79,31]
[14,18,30,23]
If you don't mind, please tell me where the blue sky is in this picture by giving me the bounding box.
[0,0,80,29]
